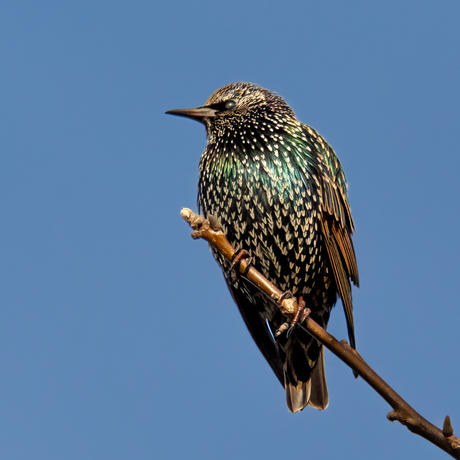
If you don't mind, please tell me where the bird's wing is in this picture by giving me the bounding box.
[225,279,285,387]
[316,140,359,349]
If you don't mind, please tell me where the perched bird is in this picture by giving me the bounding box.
[166,82,359,412]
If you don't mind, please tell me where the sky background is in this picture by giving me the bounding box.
[1,1,459,459]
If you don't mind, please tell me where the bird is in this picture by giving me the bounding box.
[166,82,359,413]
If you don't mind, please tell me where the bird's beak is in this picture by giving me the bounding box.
[165,106,217,123]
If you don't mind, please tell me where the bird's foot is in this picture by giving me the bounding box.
[287,297,310,337]
[274,291,294,337]
[275,296,311,338]
[227,247,253,284]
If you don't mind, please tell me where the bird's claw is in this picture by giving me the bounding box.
[227,247,252,284]
[274,322,290,337]
[287,297,310,337]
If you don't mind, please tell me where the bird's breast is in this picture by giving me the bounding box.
[198,144,326,298]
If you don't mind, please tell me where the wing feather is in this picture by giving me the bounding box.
[316,146,359,349]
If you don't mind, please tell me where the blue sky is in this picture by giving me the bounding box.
[1,1,459,459]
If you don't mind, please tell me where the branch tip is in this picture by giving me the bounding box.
[181,208,208,239]
[180,207,192,219]
[444,416,454,437]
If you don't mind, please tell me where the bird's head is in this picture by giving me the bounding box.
[166,82,296,140]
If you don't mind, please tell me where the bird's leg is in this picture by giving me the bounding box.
[227,247,253,284]
[287,297,311,337]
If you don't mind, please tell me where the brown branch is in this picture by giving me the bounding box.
[181,208,460,459]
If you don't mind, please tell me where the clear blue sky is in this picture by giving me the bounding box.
[1,1,459,459]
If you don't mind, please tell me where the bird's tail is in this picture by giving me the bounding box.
[285,346,328,413]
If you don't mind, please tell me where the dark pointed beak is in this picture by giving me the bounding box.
[165,106,217,122]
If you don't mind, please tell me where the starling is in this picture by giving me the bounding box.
[167,82,359,412]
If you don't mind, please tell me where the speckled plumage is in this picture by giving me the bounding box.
[167,82,359,412]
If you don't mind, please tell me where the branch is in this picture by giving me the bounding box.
[181,208,460,459]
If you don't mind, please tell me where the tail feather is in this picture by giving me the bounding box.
[308,348,329,410]
[286,380,310,414]
[285,346,328,412]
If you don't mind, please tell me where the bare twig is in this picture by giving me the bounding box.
[181,208,460,458]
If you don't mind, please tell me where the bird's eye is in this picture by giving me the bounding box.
[207,100,237,112]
